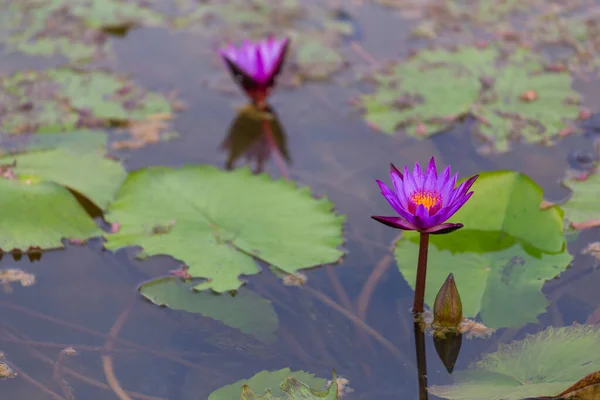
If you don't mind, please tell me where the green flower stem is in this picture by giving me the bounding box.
[413,232,430,314]
[413,321,429,400]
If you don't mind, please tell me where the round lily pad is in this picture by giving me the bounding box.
[104,166,345,292]
[0,179,100,251]
[395,230,572,329]
[209,368,334,400]
[429,325,600,400]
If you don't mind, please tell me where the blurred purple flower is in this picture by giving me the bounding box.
[219,36,290,105]
[372,157,478,234]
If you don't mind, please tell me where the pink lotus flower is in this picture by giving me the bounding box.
[219,36,290,105]
[372,157,478,234]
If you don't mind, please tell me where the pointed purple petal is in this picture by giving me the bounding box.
[412,161,425,187]
[413,204,435,230]
[255,46,266,82]
[371,216,418,231]
[423,157,438,193]
[404,164,418,199]
[265,37,290,88]
[389,164,408,208]
[438,191,474,222]
[376,180,404,215]
[390,163,403,180]
[424,223,464,234]
[454,175,479,200]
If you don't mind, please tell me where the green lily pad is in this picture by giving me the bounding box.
[208,368,334,400]
[359,46,580,152]
[0,179,101,251]
[0,68,173,135]
[104,166,345,292]
[454,171,565,253]
[429,325,600,400]
[560,174,600,228]
[70,0,165,31]
[0,0,166,61]
[394,171,570,328]
[0,131,126,250]
[139,277,279,343]
[0,147,126,210]
[395,230,572,329]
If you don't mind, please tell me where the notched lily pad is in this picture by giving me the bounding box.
[139,276,279,343]
[208,368,337,400]
[359,46,580,152]
[104,166,345,292]
[429,324,600,400]
[0,132,126,251]
[0,68,175,144]
[395,171,571,328]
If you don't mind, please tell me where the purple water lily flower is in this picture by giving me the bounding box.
[219,36,290,106]
[372,157,478,234]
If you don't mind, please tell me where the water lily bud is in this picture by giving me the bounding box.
[433,273,463,328]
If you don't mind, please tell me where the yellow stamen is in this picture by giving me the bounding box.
[410,190,440,210]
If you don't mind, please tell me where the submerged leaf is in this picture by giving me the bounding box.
[429,325,600,400]
[208,368,329,400]
[139,277,278,343]
[104,166,345,292]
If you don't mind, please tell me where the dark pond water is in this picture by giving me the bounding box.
[3,1,600,399]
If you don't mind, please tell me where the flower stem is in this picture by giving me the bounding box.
[413,232,430,314]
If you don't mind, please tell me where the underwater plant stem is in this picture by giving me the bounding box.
[326,266,354,312]
[102,300,134,400]
[413,233,430,314]
[261,118,289,179]
[413,322,429,400]
[0,301,222,376]
[305,286,412,365]
[3,359,66,400]
[351,42,378,66]
[53,349,76,400]
[1,329,165,400]
[357,254,393,320]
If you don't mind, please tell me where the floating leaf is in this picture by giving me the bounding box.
[0,147,126,210]
[0,131,125,250]
[0,0,165,61]
[0,179,101,251]
[429,325,600,400]
[0,68,173,137]
[359,46,580,152]
[139,277,278,343]
[396,230,571,328]
[104,166,345,292]
[560,173,600,230]
[208,368,333,400]
[451,171,565,253]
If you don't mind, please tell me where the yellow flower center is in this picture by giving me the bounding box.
[410,190,441,210]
